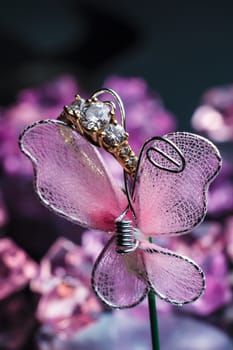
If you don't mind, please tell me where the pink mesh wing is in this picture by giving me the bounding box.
[137,241,205,305]
[92,236,149,308]
[133,132,221,236]
[19,120,127,231]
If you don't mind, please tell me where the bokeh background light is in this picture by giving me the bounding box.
[0,1,233,349]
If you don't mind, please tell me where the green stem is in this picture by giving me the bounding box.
[148,291,160,350]
[148,237,160,350]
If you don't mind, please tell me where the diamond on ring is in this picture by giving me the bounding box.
[81,102,111,131]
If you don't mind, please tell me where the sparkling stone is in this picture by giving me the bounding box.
[127,156,137,168]
[0,238,38,300]
[104,124,126,146]
[119,145,131,157]
[81,102,111,131]
[67,99,85,115]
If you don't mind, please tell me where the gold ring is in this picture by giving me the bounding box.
[59,89,138,177]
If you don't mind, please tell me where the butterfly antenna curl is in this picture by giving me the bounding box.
[144,136,186,173]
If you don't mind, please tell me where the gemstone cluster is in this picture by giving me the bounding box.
[60,94,138,176]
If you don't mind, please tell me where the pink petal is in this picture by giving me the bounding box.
[19,120,127,231]
[92,236,148,308]
[138,241,205,305]
[134,132,221,236]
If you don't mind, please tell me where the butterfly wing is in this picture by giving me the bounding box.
[133,132,221,236]
[92,236,149,308]
[19,120,127,231]
[135,241,205,305]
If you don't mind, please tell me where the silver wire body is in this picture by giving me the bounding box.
[91,89,137,211]
[90,91,186,255]
[92,89,138,255]
[115,220,139,254]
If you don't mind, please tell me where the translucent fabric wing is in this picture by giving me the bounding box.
[92,236,149,308]
[133,132,221,236]
[138,241,205,305]
[19,120,127,231]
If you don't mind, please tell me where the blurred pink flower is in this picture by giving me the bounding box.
[0,75,79,176]
[31,238,102,333]
[207,160,233,217]
[37,279,102,334]
[169,222,232,315]
[191,85,233,142]
[81,229,106,263]
[31,237,95,293]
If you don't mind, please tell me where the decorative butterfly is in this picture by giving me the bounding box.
[19,116,221,309]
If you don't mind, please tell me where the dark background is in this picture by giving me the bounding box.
[1,0,233,129]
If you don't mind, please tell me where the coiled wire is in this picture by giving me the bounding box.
[115,220,138,254]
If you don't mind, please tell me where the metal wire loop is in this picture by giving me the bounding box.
[146,136,185,173]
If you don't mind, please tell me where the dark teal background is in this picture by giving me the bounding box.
[1,0,233,127]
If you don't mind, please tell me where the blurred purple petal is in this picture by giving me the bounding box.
[0,238,38,300]
[33,237,102,335]
[37,279,101,327]
[183,252,232,316]
[31,237,92,294]
[208,160,233,216]
[191,105,230,142]
[81,230,106,263]
[169,222,232,315]
[18,75,79,112]
[0,75,78,176]
[188,274,231,316]
[191,85,233,142]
